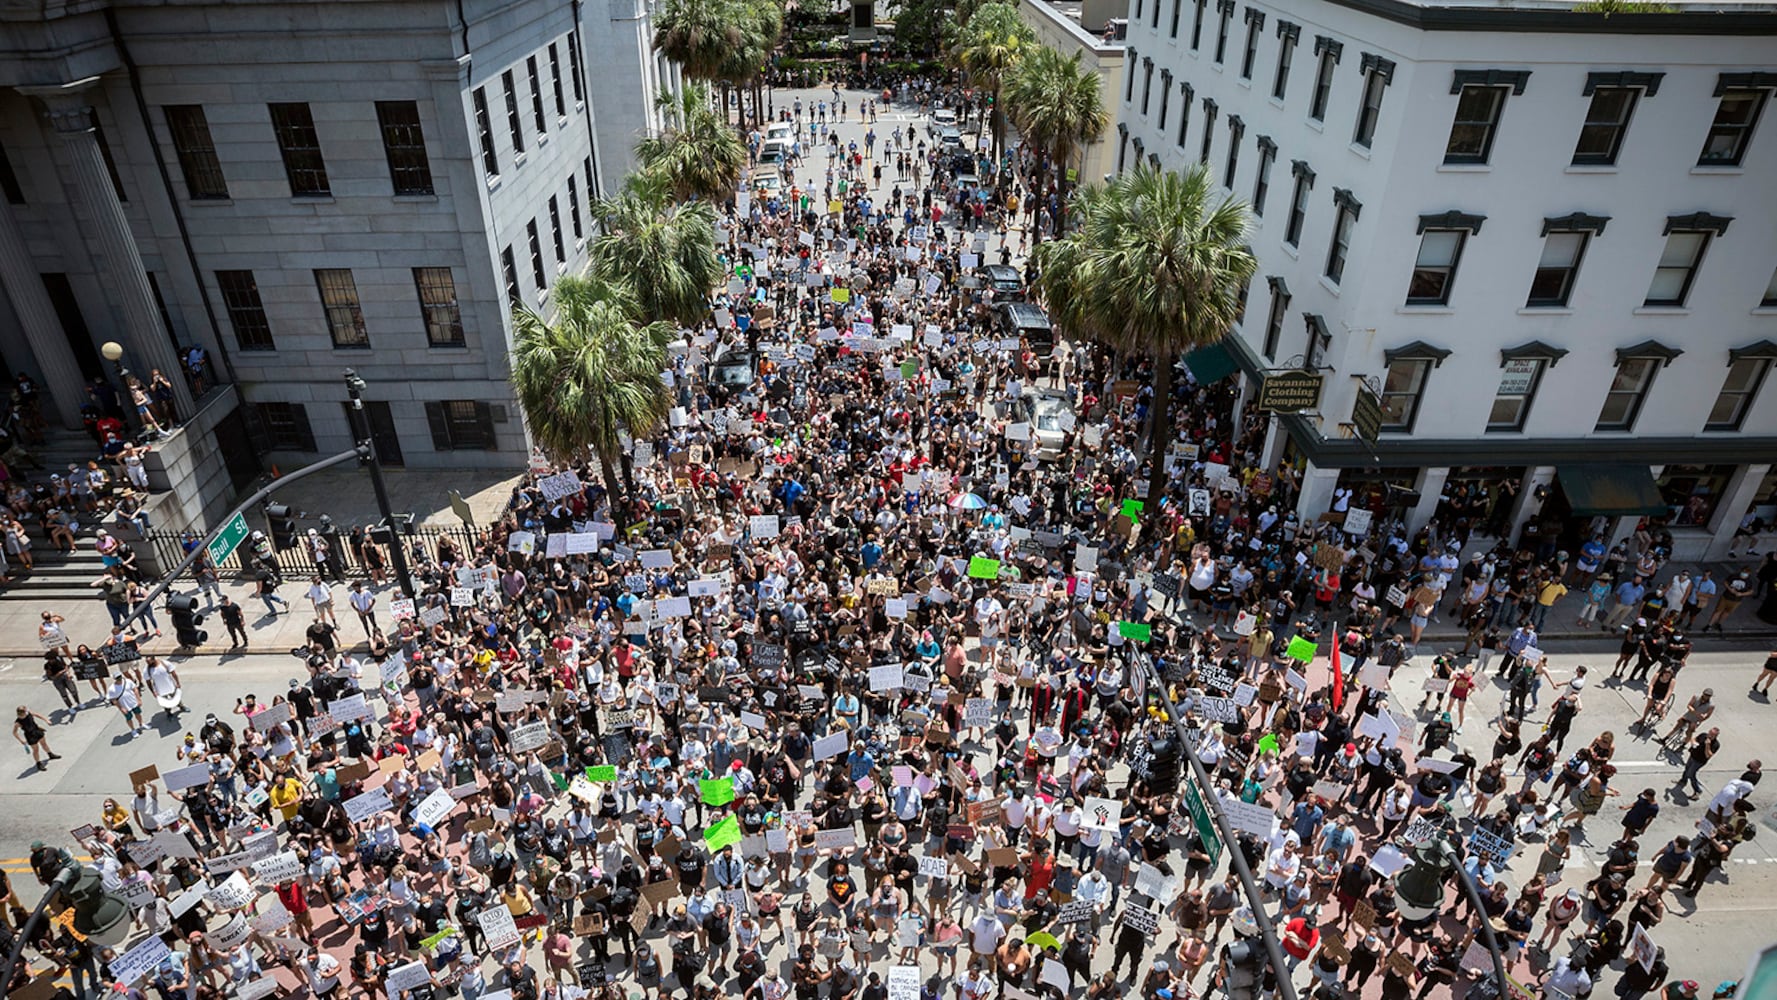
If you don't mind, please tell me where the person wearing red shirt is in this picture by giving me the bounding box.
[1281,906,1321,976]
[275,876,314,941]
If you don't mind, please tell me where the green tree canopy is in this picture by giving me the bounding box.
[636,83,749,203]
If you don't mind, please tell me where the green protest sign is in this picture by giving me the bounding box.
[1286,636,1316,662]
[1119,499,1144,522]
[1119,621,1152,642]
[585,764,618,782]
[703,815,742,851]
[700,777,736,806]
[968,556,1001,579]
[419,927,457,950]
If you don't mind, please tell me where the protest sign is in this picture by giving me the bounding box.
[204,871,255,910]
[249,702,293,732]
[812,730,850,761]
[107,935,171,985]
[1118,903,1160,937]
[411,788,456,830]
[387,962,433,993]
[510,721,551,753]
[250,851,303,884]
[1082,796,1123,833]
[887,966,921,1000]
[162,762,213,792]
[477,906,522,951]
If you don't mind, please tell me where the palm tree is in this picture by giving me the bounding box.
[589,184,724,327]
[1040,164,1256,523]
[510,276,675,531]
[949,2,1035,160]
[636,83,748,202]
[1005,46,1108,232]
[653,0,741,81]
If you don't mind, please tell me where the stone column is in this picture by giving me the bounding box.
[1293,460,1341,522]
[1406,467,1449,537]
[23,79,193,419]
[0,199,88,428]
[1704,463,1770,561]
[1506,466,1555,548]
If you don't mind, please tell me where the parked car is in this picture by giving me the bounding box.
[938,126,964,151]
[765,121,794,143]
[1017,389,1074,460]
[979,264,1025,299]
[758,138,792,165]
[709,347,759,397]
[996,301,1055,357]
[928,108,958,136]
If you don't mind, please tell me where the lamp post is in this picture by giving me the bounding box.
[342,369,414,597]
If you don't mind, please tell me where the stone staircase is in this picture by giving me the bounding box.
[2,425,146,601]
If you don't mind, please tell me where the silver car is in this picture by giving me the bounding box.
[1018,390,1073,460]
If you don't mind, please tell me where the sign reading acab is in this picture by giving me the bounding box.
[1256,371,1324,412]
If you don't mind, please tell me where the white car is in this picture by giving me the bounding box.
[928,108,957,136]
[765,121,793,143]
[1018,390,1074,460]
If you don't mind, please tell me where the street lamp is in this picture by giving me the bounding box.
[342,369,414,597]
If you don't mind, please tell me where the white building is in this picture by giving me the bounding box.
[1118,0,1777,559]
[1017,0,1126,185]
[0,0,662,492]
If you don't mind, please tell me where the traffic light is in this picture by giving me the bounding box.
[1146,733,1180,788]
[266,503,297,549]
[167,593,208,648]
[1220,939,1266,1000]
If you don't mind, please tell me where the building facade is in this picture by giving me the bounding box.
[1119,0,1777,559]
[0,0,661,478]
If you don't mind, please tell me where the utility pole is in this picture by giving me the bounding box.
[343,369,414,597]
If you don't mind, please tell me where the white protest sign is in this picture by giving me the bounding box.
[537,471,583,501]
[477,906,522,951]
[811,730,850,762]
[343,787,395,822]
[250,851,304,884]
[328,693,373,723]
[885,598,908,619]
[108,935,172,984]
[918,854,950,879]
[1082,796,1123,832]
[1342,508,1372,535]
[1220,798,1278,838]
[868,664,904,692]
[386,961,433,993]
[749,514,781,538]
[508,531,535,555]
[411,788,456,829]
[206,912,252,950]
[1133,863,1179,904]
[162,762,213,792]
[204,871,256,910]
[887,966,921,1000]
[509,721,552,754]
[814,828,857,851]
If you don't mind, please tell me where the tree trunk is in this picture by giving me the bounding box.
[599,450,629,532]
[1143,351,1175,541]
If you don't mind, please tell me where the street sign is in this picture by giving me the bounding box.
[1182,776,1223,865]
[1256,371,1324,412]
[448,489,475,526]
[1352,383,1383,444]
[206,512,249,566]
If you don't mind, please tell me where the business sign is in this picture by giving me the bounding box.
[1352,383,1384,444]
[1256,370,1324,412]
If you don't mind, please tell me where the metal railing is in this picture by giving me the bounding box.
[144,522,478,583]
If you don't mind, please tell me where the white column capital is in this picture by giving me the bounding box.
[16,76,104,132]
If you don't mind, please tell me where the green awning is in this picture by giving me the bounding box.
[1184,341,1239,385]
[1558,465,1669,517]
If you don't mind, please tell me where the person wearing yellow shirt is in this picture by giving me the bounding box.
[1534,578,1568,630]
[268,772,305,824]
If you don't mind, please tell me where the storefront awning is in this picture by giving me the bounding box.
[1183,341,1239,385]
[1557,464,1669,517]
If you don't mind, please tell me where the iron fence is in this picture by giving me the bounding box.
[145,524,479,583]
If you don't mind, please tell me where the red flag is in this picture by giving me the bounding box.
[1330,636,1344,712]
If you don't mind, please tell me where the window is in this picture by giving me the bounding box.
[1645,231,1710,307]
[1176,84,1193,147]
[1223,117,1242,187]
[0,143,21,204]
[1158,71,1172,130]
[1487,359,1543,432]
[1261,278,1289,357]
[503,70,526,154]
[1699,88,1767,167]
[1353,55,1393,148]
[216,270,275,350]
[548,44,567,118]
[1407,230,1465,305]
[567,31,585,104]
[1443,85,1509,164]
[267,102,329,196]
[164,105,228,199]
[1200,100,1217,164]
[255,402,316,452]
[1125,51,1138,103]
[501,245,520,307]
[1239,9,1264,80]
[375,101,435,195]
[1213,0,1234,63]
[473,87,499,177]
[1527,231,1589,307]
[548,195,565,264]
[314,269,368,348]
[585,156,597,204]
[1190,0,1206,49]
[1151,0,1161,29]
[414,267,465,347]
[1325,190,1358,283]
[1572,87,1637,166]
[1141,59,1154,116]
[425,400,496,451]
[527,57,547,136]
[1764,266,1777,307]
[1707,356,1771,430]
[1308,39,1340,121]
[1379,358,1430,432]
[1273,22,1298,100]
[1596,357,1658,431]
[1170,0,1183,38]
[527,218,546,291]
[568,176,584,241]
[1252,138,1274,215]
[1284,161,1312,246]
